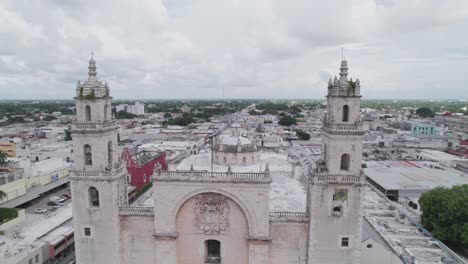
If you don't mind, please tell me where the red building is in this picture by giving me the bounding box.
[121,148,167,190]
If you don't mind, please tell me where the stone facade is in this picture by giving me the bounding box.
[213,126,260,166]
[72,58,369,264]
[70,56,128,264]
[308,59,365,264]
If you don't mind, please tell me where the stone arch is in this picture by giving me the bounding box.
[89,186,100,207]
[342,105,349,122]
[340,153,350,171]
[85,105,91,121]
[104,104,108,121]
[172,188,254,236]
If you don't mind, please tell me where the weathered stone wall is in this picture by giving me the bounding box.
[120,215,156,264]
[75,98,111,123]
[270,220,309,264]
[153,179,271,263]
[175,193,249,264]
[307,183,365,264]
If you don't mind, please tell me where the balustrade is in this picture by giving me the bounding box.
[119,206,154,216]
[153,170,271,183]
[72,121,116,131]
[313,175,363,183]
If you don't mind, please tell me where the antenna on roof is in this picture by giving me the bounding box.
[91,51,94,59]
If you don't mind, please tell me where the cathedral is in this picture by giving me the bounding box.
[70,56,366,264]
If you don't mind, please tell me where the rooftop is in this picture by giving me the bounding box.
[364,160,468,198]
[0,206,72,264]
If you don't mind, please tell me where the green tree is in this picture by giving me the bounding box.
[416,107,435,118]
[278,116,297,127]
[64,129,72,141]
[116,110,137,119]
[294,129,310,140]
[164,113,172,119]
[0,190,6,201]
[419,185,468,250]
[0,150,7,166]
[43,115,57,121]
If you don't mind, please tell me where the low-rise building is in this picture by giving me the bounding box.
[116,102,145,115]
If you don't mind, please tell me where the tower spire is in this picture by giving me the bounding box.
[88,52,97,80]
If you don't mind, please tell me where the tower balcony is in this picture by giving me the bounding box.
[71,164,126,179]
[322,122,364,135]
[71,121,117,131]
[312,174,364,184]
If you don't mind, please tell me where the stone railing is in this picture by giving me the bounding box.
[153,170,271,183]
[323,122,363,133]
[312,175,363,184]
[269,212,310,222]
[72,121,116,131]
[119,206,154,216]
[72,166,125,178]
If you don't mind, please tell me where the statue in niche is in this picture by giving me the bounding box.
[84,145,92,165]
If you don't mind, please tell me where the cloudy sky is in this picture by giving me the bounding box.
[1,0,468,100]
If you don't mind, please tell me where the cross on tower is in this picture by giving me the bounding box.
[91,51,94,59]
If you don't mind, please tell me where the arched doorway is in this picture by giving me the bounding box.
[175,193,249,264]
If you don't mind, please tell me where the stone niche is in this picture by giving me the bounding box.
[175,192,249,264]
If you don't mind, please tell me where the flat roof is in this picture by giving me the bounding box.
[0,206,73,264]
[364,160,468,195]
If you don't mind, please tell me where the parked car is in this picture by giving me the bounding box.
[58,198,67,203]
[62,193,71,199]
[35,208,47,214]
[50,207,57,211]
[47,201,59,206]
[57,202,66,207]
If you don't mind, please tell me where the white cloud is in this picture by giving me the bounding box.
[0,0,467,99]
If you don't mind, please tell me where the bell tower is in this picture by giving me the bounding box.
[307,59,365,264]
[70,55,127,264]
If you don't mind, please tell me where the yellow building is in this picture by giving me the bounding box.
[0,169,26,204]
[0,142,16,157]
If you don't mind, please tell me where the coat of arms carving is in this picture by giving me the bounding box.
[193,194,230,235]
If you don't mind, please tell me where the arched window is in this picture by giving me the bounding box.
[205,240,221,263]
[223,157,226,163]
[85,105,91,121]
[89,187,100,207]
[342,105,349,122]
[107,141,113,168]
[35,156,39,162]
[84,144,92,165]
[340,154,350,170]
[104,104,108,121]
[243,157,246,164]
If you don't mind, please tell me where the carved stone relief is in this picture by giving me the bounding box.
[193,194,230,235]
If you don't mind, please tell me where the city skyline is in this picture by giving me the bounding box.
[1,0,468,100]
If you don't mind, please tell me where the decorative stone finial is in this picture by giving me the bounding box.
[339,59,348,82]
[265,163,270,172]
[190,164,194,171]
[88,53,97,80]
[227,165,232,173]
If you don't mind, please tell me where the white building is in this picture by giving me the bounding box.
[70,57,380,264]
[116,102,145,115]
